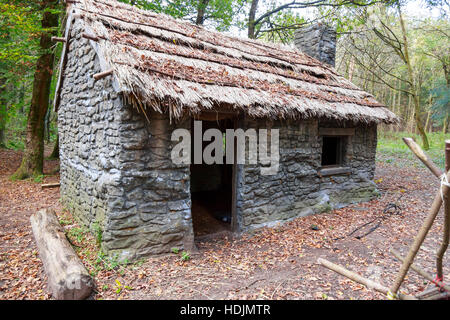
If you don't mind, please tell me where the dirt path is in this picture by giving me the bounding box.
[0,148,61,300]
[0,148,448,300]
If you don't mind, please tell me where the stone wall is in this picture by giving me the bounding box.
[294,24,337,67]
[318,120,379,208]
[58,20,193,261]
[237,118,378,231]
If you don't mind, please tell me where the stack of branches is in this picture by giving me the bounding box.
[319,137,450,300]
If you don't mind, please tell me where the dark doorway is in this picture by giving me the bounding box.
[321,136,343,166]
[190,118,234,238]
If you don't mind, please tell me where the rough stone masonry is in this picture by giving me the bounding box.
[294,24,337,67]
[58,20,379,261]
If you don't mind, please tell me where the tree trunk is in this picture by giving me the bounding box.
[444,113,449,134]
[50,134,59,159]
[424,110,431,133]
[195,0,210,25]
[398,5,429,149]
[12,0,59,179]
[0,76,6,148]
[248,0,259,39]
[348,56,355,82]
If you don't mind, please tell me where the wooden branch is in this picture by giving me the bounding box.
[446,140,450,173]
[317,258,417,300]
[30,209,93,299]
[424,291,450,300]
[82,33,99,42]
[41,183,60,189]
[415,287,440,299]
[51,37,67,43]
[390,171,450,294]
[93,69,113,81]
[436,140,450,279]
[390,248,450,292]
[402,138,443,178]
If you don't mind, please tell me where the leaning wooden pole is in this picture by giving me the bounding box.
[436,140,450,280]
[391,248,450,292]
[317,258,417,300]
[402,138,443,178]
[390,141,450,295]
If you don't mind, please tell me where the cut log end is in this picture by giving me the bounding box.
[41,183,60,189]
[51,37,67,43]
[82,33,99,42]
[93,69,113,81]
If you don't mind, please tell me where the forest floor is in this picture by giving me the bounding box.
[0,144,449,300]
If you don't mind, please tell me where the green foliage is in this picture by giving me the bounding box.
[119,0,244,32]
[68,226,89,244]
[258,7,306,44]
[33,174,45,183]
[91,222,103,245]
[0,0,62,152]
[430,85,450,122]
[377,131,449,168]
[181,251,191,261]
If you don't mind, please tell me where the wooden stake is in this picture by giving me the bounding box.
[415,287,440,299]
[423,291,450,300]
[51,37,67,43]
[391,248,450,292]
[389,176,449,294]
[82,33,99,42]
[41,183,60,189]
[436,139,450,280]
[402,137,443,178]
[93,69,113,81]
[317,258,417,300]
[389,139,450,294]
[446,140,450,173]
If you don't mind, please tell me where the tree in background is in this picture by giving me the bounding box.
[246,0,388,40]
[335,1,449,147]
[119,0,246,31]
[0,1,42,148]
[0,0,448,177]
[417,19,450,133]
[11,0,60,179]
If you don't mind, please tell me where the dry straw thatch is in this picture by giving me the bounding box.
[60,0,398,124]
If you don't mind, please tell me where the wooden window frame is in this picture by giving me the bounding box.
[318,127,355,176]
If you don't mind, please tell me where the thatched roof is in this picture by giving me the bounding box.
[57,0,398,124]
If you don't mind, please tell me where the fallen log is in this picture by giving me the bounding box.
[30,209,93,300]
[41,183,60,189]
[317,258,417,300]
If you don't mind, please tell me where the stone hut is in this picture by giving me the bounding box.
[54,0,398,261]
